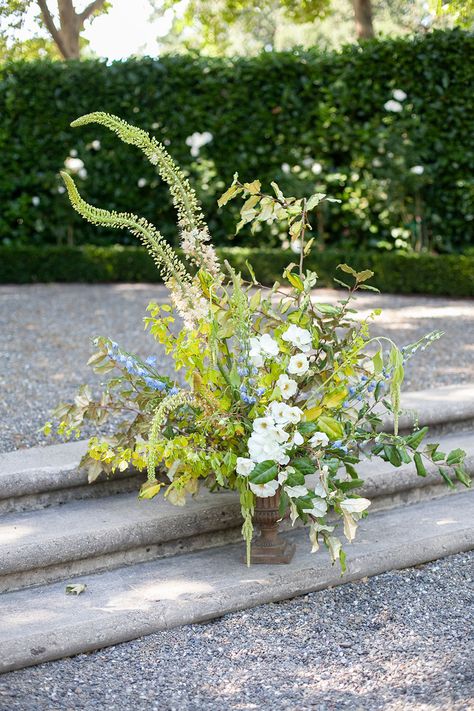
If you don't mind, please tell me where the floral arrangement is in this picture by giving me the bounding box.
[47,112,470,569]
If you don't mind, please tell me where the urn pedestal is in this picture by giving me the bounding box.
[249,491,296,564]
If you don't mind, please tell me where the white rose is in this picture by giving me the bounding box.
[288,354,309,376]
[249,479,279,498]
[236,457,255,477]
[282,324,312,353]
[276,374,298,400]
[309,431,329,448]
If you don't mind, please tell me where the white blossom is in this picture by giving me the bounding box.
[64,157,85,174]
[384,100,403,113]
[276,373,298,400]
[259,333,279,356]
[31,196,40,206]
[137,178,147,188]
[312,162,323,175]
[309,431,329,448]
[293,431,304,446]
[91,139,101,150]
[303,497,328,517]
[410,165,424,175]
[267,401,302,425]
[285,484,309,499]
[186,131,213,157]
[282,324,312,353]
[392,89,407,101]
[288,353,310,376]
[236,457,255,477]
[249,479,279,498]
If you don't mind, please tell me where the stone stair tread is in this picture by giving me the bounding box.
[1,429,472,581]
[382,383,474,430]
[1,491,473,674]
[1,383,472,509]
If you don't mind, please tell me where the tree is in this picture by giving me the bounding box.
[0,0,109,60]
[158,0,374,48]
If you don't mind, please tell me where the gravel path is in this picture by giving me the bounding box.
[1,551,472,710]
[1,284,473,452]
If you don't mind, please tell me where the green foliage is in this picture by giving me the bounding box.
[45,112,470,569]
[0,30,472,252]
[2,245,473,297]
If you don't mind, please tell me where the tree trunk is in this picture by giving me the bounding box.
[37,0,106,60]
[58,0,81,59]
[352,0,374,40]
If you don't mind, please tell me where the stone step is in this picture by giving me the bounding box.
[1,384,472,514]
[383,383,474,436]
[1,491,473,674]
[1,430,472,594]
[0,440,139,514]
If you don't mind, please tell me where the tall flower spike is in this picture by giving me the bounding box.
[70,112,222,279]
[60,171,208,328]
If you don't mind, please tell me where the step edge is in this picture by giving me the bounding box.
[1,509,473,674]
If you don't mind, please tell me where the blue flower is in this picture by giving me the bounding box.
[145,377,166,392]
[240,384,247,394]
[145,356,158,367]
[360,375,368,383]
[349,386,356,396]
[168,386,179,396]
[237,367,249,377]
[368,382,376,392]
[256,387,265,396]
[343,399,351,408]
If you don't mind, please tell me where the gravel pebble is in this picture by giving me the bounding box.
[0,552,472,710]
[1,284,473,453]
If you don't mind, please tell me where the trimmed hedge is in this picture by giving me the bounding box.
[2,245,473,297]
[0,30,473,252]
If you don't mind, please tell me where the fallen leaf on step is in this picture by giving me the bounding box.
[65,584,87,595]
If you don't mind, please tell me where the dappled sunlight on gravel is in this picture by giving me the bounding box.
[1,284,473,453]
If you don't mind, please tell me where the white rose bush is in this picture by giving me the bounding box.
[46,112,471,569]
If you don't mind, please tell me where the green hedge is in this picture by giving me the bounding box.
[0,30,473,252]
[1,245,473,296]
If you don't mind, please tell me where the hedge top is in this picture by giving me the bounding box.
[0,29,473,252]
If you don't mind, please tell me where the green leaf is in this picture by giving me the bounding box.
[383,444,402,467]
[414,452,427,477]
[373,349,384,374]
[306,193,326,210]
[291,456,315,477]
[454,465,471,487]
[138,480,163,500]
[355,269,374,283]
[298,421,318,435]
[287,272,304,291]
[316,415,344,440]
[339,479,364,492]
[405,427,429,449]
[446,448,466,466]
[243,179,261,194]
[218,183,242,207]
[438,466,455,489]
[314,303,340,316]
[337,263,357,277]
[248,460,278,484]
